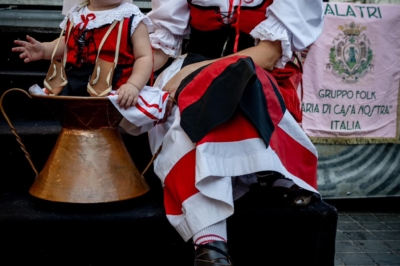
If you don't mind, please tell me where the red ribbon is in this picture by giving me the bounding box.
[76,13,96,30]
[228,0,243,53]
[234,0,243,53]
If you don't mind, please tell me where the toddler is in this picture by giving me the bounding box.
[12,0,153,109]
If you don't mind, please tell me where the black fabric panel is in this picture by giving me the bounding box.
[181,53,211,68]
[128,14,135,48]
[220,31,255,57]
[239,78,274,147]
[179,57,257,143]
[178,57,287,147]
[186,27,255,59]
[60,63,125,96]
[266,74,286,114]
[60,64,93,96]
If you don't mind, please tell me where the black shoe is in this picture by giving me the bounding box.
[271,178,314,207]
[255,172,316,207]
[194,241,232,266]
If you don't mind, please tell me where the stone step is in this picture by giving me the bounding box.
[0,180,337,265]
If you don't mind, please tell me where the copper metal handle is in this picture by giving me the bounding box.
[0,88,38,177]
[141,143,162,177]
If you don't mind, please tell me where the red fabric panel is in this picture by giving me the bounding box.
[188,6,224,32]
[65,17,134,73]
[270,126,318,188]
[236,0,273,34]
[188,0,273,34]
[178,55,248,113]
[163,149,198,215]
[197,111,260,144]
[255,66,284,127]
[270,62,303,123]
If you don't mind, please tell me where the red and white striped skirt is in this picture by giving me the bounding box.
[124,55,318,241]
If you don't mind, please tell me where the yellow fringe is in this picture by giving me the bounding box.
[309,137,400,145]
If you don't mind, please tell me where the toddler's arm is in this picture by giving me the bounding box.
[116,21,153,109]
[12,35,65,63]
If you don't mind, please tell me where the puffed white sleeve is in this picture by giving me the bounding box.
[250,0,324,68]
[128,5,154,36]
[146,0,190,58]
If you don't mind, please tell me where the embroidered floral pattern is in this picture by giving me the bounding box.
[150,28,183,58]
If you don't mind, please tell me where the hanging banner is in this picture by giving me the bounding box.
[301,2,400,144]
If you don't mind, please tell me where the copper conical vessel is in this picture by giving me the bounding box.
[26,94,149,203]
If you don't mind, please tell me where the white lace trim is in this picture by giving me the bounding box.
[60,14,69,30]
[130,15,153,36]
[150,28,183,58]
[250,11,292,69]
[60,2,153,35]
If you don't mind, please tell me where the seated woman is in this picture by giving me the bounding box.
[119,0,325,265]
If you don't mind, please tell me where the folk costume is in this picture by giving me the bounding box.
[57,2,153,96]
[121,0,324,247]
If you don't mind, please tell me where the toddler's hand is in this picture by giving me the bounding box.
[116,83,140,109]
[12,35,45,63]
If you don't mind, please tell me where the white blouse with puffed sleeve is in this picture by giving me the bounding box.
[147,0,324,68]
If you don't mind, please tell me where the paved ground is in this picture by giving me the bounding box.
[335,212,400,265]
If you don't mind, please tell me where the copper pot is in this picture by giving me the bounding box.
[1,88,149,203]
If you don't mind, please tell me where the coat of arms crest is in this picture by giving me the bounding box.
[327,22,374,83]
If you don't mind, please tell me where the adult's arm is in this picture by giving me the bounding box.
[162,0,324,112]
[147,0,190,54]
[147,0,190,71]
[154,0,324,73]
[161,40,282,110]
[268,0,324,50]
[250,0,325,68]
